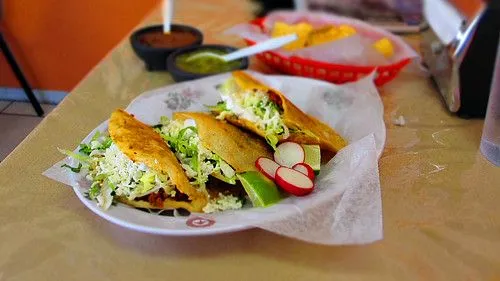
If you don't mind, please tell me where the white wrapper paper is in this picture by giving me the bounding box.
[44,71,385,245]
[225,10,419,66]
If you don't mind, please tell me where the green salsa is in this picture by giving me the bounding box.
[175,49,243,74]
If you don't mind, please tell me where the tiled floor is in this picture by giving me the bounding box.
[0,101,57,161]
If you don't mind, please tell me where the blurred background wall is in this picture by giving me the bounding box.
[0,0,482,93]
[0,0,157,92]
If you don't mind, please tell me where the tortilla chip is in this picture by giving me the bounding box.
[338,24,357,37]
[373,38,394,58]
[173,112,273,173]
[307,26,342,47]
[220,71,348,161]
[271,21,312,51]
[108,109,208,212]
[306,24,357,47]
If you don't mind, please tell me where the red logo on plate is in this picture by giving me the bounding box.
[186,217,215,228]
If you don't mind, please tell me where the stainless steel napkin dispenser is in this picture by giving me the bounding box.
[421,0,499,118]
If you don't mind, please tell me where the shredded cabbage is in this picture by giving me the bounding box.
[60,133,171,209]
[155,118,237,189]
[202,193,243,213]
[215,79,289,149]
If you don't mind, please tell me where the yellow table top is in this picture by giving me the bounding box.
[0,1,499,280]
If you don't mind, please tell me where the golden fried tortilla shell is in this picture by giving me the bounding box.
[173,112,273,173]
[108,109,207,212]
[231,71,347,160]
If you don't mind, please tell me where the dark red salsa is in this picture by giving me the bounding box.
[139,30,198,48]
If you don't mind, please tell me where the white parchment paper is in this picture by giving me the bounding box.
[44,71,385,245]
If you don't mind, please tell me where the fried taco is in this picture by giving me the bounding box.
[60,109,208,212]
[61,109,279,213]
[208,71,347,161]
[153,112,275,212]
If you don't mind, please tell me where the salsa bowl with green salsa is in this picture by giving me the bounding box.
[167,45,249,82]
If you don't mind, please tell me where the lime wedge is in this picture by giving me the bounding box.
[237,171,282,207]
[302,144,321,175]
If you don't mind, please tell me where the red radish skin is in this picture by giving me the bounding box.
[274,142,305,168]
[275,167,314,196]
[292,163,315,180]
[255,157,281,180]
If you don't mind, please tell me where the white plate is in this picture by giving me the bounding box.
[64,71,385,236]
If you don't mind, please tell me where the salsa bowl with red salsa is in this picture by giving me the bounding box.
[130,24,203,71]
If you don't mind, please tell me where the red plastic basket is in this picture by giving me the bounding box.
[246,18,411,87]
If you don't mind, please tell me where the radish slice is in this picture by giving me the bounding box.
[274,142,305,168]
[275,167,314,196]
[292,163,315,180]
[255,157,280,180]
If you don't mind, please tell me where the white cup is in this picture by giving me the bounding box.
[480,39,500,166]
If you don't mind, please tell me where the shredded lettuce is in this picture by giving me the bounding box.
[89,182,101,199]
[58,148,91,164]
[219,161,236,179]
[136,172,157,195]
[78,144,93,156]
[214,79,289,149]
[265,134,279,149]
[79,136,111,155]
[61,163,82,173]
[206,101,227,112]
[155,118,237,189]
